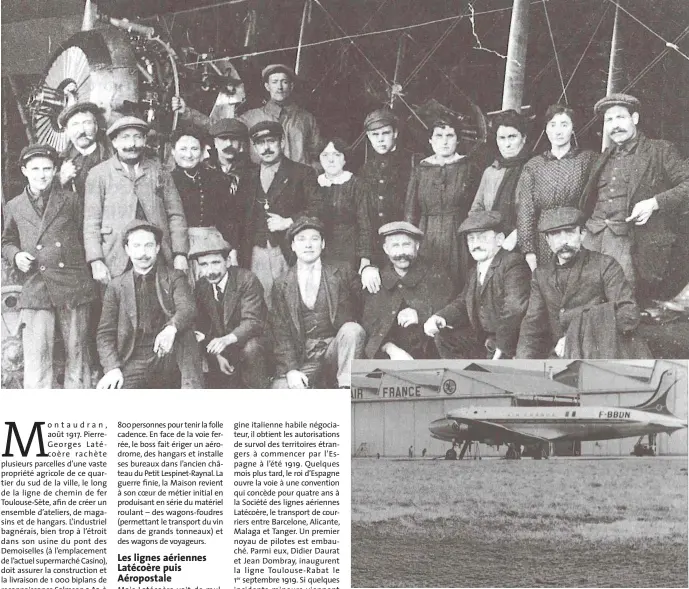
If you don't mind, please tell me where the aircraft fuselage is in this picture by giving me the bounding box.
[429,405,687,445]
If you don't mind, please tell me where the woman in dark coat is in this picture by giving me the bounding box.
[516,105,596,270]
[404,119,478,294]
[311,137,373,272]
[170,127,239,265]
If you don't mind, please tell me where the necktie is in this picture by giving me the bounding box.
[214,284,223,302]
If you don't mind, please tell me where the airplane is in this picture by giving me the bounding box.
[429,370,687,460]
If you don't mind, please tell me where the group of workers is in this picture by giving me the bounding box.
[3,61,688,389]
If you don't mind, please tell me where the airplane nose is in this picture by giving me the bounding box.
[429,418,458,441]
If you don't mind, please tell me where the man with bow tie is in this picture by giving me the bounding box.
[191,233,270,388]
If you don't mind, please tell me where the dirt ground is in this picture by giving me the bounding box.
[352,456,688,588]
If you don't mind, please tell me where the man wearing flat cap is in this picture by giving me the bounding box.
[236,120,319,306]
[208,118,249,183]
[239,63,321,166]
[362,221,453,360]
[96,220,203,389]
[425,211,531,359]
[191,233,270,389]
[580,93,689,303]
[516,207,649,359]
[57,102,112,201]
[358,108,415,293]
[270,217,364,388]
[2,144,98,388]
[84,116,189,286]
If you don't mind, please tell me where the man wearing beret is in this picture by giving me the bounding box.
[516,207,648,359]
[358,109,415,294]
[191,233,270,389]
[57,102,112,202]
[239,64,321,167]
[580,93,689,303]
[96,220,203,389]
[270,217,365,388]
[84,116,189,286]
[237,120,319,305]
[362,221,453,360]
[424,211,531,359]
[2,144,97,388]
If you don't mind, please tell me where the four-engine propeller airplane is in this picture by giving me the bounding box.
[429,370,687,459]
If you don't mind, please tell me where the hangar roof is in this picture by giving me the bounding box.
[464,362,546,379]
[353,368,576,396]
[556,361,653,383]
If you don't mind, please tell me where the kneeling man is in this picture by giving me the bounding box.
[362,221,453,360]
[516,207,649,359]
[191,233,270,388]
[271,217,365,389]
[425,211,531,359]
[97,220,203,388]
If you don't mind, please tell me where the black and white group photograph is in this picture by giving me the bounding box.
[351,359,688,587]
[1,0,688,392]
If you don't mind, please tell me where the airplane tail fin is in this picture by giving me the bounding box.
[632,370,679,416]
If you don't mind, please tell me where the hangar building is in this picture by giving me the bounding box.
[351,360,687,458]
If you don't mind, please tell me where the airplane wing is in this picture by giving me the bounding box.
[451,417,553,446]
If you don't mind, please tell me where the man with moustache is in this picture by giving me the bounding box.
[424,211,531,359]
[239,64,320,166]
[2,145,97,388]
[191,233,270,389]
[362,222,453,360]
[270,217,364,389]
[580,93,689,302]
[57,102,112,201]
[84,116,189,286]
[208,118,249,188]
[237,121,318,305]
[516,207,648,359]
[96,220,203,389]
[358,109,414,294]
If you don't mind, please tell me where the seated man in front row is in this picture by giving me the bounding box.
[425,211,531,359]
[190,233,270,389]
[516,207,649,359]
[362,221,453,360]
[271,217,365,389]
[96,220,203,388]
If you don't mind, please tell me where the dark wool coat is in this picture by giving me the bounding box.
[358,147,415,267]
[580,134,689,295]
[516,249,641,359]
[2,186,97,310]
[97,265,198,373]
[195,267,266,347]
[237,157,319,267]
[362,257,454,358]
[59,138,112,200]
[171,165,240,247]
[270,263,357,376]
[435,249,531,357]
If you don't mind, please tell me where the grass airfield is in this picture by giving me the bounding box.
[352,456,688,588]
